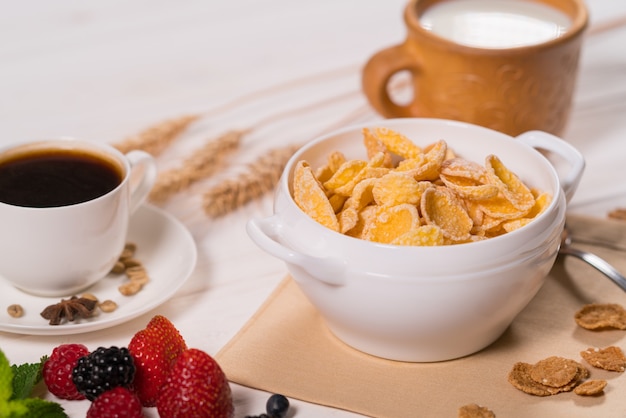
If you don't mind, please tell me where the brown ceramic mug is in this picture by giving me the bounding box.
[362,0,588,136]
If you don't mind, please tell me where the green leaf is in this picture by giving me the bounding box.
[0,351,67,418]
[0,399,29,418]
[16,397,67,418]
[10,356,46,400]
[0,350,13,403]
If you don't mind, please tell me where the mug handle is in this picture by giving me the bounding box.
[125,150,158,213]
[515,131,585,204]
[361,42,422,117]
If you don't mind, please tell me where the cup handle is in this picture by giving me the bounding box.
[361,42,421,118]
[125,150,158,213]
[515,131,585,204]
[246,217,347,286]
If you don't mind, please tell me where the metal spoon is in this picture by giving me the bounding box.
[559,227,626,292]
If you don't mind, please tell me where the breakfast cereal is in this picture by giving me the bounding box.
[508,358,588,396]
[292,127,551,246]
[574,303,626,330]
[458,403,496,418]
[580,346,626,372]
[573,379,607,396]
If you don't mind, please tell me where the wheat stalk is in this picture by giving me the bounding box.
[113,114,200,156]
[608,208,626,221]
[202,143,301,218]
[149,129,247,203]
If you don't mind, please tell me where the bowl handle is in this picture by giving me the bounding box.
[246,217,347,286]
[515,131,585,204]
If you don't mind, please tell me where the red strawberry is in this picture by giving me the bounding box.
[128,315,187,406]
[156,348,234,418]
[86,387,144,418]
[43,343,89,400]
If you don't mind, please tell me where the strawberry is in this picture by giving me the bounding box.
[86,387,144,418]
[128,315,187,407]
[42,343,89,400]
[156,348,234,418]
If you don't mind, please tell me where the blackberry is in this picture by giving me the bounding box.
[72,346,135,401]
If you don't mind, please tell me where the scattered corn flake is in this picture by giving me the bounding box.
[508,362,557,396]
[458,403,496,418]
[574,303,626,330]
[529,356,581,388]
[574,379,607,396]
[508,360,588,396]
[580,346,626,372]
[293,161,340,232]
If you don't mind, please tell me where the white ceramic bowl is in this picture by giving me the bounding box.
[247,118,584,362]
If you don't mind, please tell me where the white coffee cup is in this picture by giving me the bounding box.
[0,138,157,297]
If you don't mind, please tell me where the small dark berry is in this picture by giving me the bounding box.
[266,393,290,418]
[72,346,135,401]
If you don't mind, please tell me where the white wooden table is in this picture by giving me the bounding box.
[1,1,626,416]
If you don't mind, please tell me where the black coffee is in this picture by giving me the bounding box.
[0,149,124,208]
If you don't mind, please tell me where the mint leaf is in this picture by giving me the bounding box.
[1,399,29,417]
[17,397,67,418]
[0,350,67,418]
[10,356,46,400]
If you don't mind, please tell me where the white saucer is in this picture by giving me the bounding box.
[0,204,197,335]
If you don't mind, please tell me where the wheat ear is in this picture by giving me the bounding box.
[202,143,301,218]
[113,114,200,156]
[149,129,247,203]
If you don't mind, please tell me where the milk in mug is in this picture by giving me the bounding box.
[419,0,571,48]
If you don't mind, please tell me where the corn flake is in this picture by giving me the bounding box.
[293,161,339,232]
[574,379,607,396]
[421,187,472,242]
[373,172,424,207]
[485,154,535,212]
[366,204,421,244]
[458,403,496,418]
[580,346,626,372]
[574,303,626,330]
[372,127,421,159]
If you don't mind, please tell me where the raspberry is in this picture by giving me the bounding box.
[72,346,135,401]
[86,387,144,418]
[43,343,89,400]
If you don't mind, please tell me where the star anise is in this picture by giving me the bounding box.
[40,296,98,325]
